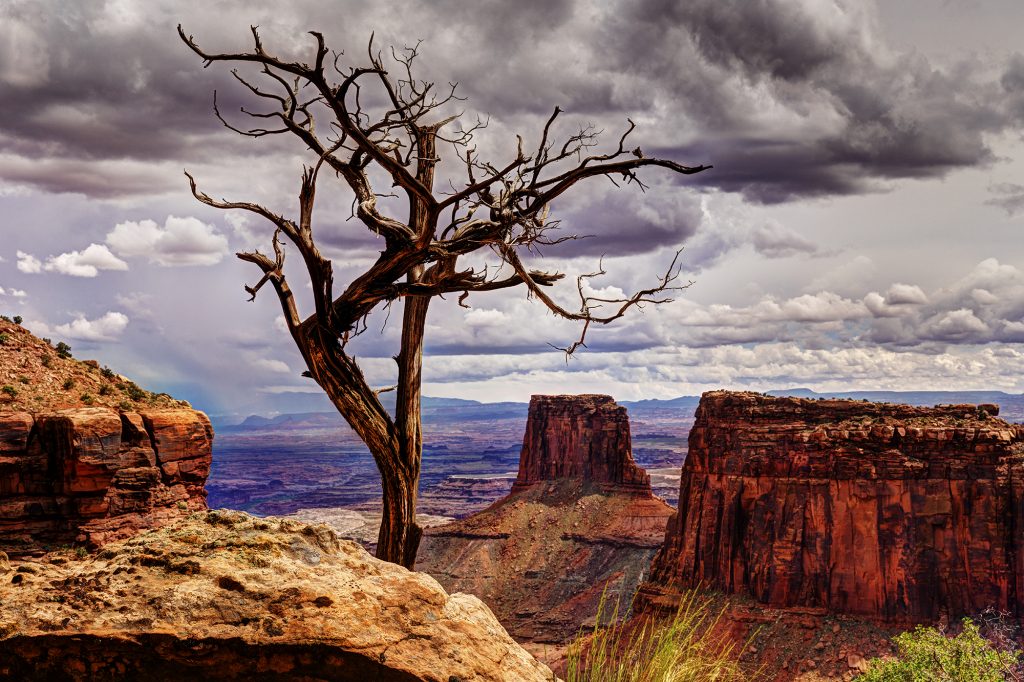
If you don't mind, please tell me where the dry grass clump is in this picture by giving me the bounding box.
[566,591,750,682]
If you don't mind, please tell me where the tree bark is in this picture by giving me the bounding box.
[379,126,440,568]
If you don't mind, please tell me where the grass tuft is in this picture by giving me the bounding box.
[565,590,749,682]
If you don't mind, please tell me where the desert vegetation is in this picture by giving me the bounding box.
[855,618,1021,682]
[565,592,747,682]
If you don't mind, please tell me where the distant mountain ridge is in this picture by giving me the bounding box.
[767,388,1022,404]
[215,388,1024,431]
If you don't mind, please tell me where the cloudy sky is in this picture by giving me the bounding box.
[2,0,1024,416]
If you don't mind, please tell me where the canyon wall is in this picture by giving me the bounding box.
[642,391,1024,623]
[419,394,674,645]
[0,407,212,554]
[513,394,651,493]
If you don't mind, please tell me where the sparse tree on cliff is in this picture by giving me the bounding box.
[179,26,711,568]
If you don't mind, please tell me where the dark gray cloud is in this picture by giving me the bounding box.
[611,0,1016,202]
[985,182,1024,216]
[2,0,1020,209]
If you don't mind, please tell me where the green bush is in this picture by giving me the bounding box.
[98,384,111,396]
[40,353,52,368]
[1,386,16,399]
[100,366,115,379]
[12,316,22,325]
[565,591,747,682]
[62,378,75,390]
[124,382,146,402]
[0,333,9,345]
[17,375,28,385]
[856,618,1019,682]
[80,393,94,405]
[55,341,72,359]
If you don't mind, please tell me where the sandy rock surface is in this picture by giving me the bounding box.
[0,510,557,681]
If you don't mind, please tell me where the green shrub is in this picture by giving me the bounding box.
[100,366,115,379]
[565,591,747,682]
[1,386,16,399]
[98,384,111,396]
[0,315,10,323]
[62,378,75,390]
[124,382,146,402]
[0,333,9,346]
[80,393,94,405]
[12,316,22,325]
[55,342,72,359]
[856,618,1019,682]
[118,399,132,412]
[17,375,28,385]
[41,337,51,346]
[40,353,52,368]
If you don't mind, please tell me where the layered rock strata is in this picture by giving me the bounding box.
[512,394,650,493]
[0,511,555,682]
[418,394,673,644]
[0,408,212,554]
[642,391,1024,623]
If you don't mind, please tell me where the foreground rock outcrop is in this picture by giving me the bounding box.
[0,510,555,682]
[642,391,1024,624]
[0,407,212,555]
[418,394,673,645]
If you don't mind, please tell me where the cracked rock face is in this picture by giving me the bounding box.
[0,407,212,555]
[0,511,556,682]
[512,395,650,493]
[642,391,1024,623]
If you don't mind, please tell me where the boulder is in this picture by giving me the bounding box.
[0,511,556,682]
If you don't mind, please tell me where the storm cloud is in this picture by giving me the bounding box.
[2,0,1024,413]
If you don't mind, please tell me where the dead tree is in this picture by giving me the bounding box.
[179,26,711,568]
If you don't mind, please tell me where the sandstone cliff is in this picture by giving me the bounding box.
[0,510,556,682]
[0,322,213,555]
[513,394,650,493]
[641,390,1024,624]
[0,407,213,554]
[418,394,673,646]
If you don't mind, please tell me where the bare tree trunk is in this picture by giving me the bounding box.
[381,290,428,567]
[379,127,439,568]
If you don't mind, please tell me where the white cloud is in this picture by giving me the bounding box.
[864,283,928,318]
[106,215,229,266]
[9,289,25,298]
[16,250,41,274]
[53,311,129,341]
[885,284,928,305]
[44,243,128,277]
[253,358,291,374]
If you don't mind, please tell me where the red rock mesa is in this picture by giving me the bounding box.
[512,394,651,493]
[642,390,1024,623]
[418,394,674,646]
